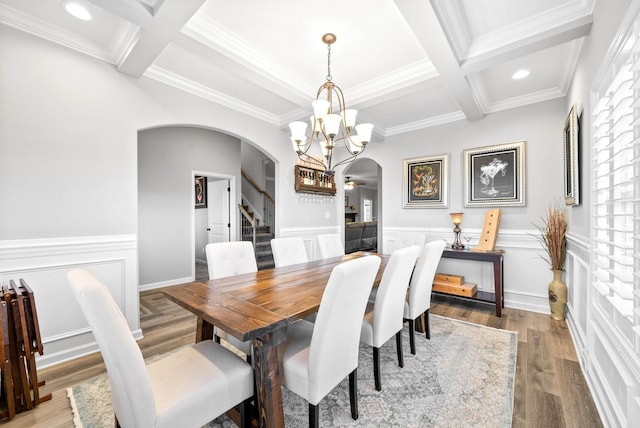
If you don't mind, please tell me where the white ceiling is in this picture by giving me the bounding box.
[0,0,594,131]
[0,0,593,185]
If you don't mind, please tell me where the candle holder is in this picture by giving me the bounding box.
[449,212,465,249]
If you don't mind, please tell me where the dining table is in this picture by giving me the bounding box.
[163,251,388,428]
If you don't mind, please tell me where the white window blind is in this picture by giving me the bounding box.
[591,17,640,356]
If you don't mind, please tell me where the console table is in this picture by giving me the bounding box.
[436,248,504,317]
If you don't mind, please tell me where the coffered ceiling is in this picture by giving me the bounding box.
[0,0,593,142]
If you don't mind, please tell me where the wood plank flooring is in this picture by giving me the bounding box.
[4,291,603,428]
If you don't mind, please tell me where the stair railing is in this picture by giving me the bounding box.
[241,169,275,232]
[239,204,256,247]
[241,196,263,226]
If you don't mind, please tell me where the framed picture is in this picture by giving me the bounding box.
[563,104,580,206]
[403,154,449,208]
[194,176,207,208]
[464,141,526,207]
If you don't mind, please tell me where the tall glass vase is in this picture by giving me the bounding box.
[548,269,567,320]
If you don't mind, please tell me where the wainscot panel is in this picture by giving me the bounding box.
[384,227,551,314]
[0,235,139,368]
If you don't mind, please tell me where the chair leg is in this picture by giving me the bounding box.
[395,331,404,368]
[348,369,359,420]
[424,309,431,340]
[309,402,319,428]
[408,318,416,355]
[373,347,381,391]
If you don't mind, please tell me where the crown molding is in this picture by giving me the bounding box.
[0,3,118,64]
[182,13,314,97]
[385,111,466,136]
[144,66,280,125]
[487,87,566,114]
[348,60,439,105]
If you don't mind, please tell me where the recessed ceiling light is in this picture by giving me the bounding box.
[512,69,530,80]
[65,2,92,21]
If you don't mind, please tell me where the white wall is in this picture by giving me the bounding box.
[365,99,566,312]
[138,126,241,287]
[0,25,333,367]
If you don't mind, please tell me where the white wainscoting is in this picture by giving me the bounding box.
[565,232,640,427]
[279,226,342,261]
[0,235,139,368]
[383,226,552,314]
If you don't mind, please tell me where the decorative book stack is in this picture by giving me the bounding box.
[432,273,477,297]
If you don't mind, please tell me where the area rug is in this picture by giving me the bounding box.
[68,315,516,427]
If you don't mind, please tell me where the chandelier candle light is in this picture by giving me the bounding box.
[450,212,465,249]
[289,34,373,176]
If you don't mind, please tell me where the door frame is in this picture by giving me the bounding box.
[190,170,237,280]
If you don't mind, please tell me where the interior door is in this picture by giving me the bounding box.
[207,179,230,243]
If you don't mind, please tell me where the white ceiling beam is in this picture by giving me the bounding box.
[460,14,593,74]
[394,0,484,121]
[117,0,205,78]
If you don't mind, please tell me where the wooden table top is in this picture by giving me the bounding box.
[163,251,388,343]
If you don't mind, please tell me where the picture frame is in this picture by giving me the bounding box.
[402,153,449,208]
[194,176,207,208]
[563,104,580,206]
[464,141,526,207]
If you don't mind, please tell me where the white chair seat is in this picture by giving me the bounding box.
[277,256,381,427]
[67,268,254,428]
[359,245,420,391]
[359,302,375,345]
[278,320,314,401]
[149,340,253,428]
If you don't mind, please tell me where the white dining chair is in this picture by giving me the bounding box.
[205,241,256,357]
[403,240,446,354]
[270,237,309,268]
[67,269,254,428]
[277,255,381,428]
[316,233,345,259]
[360,245,420,391]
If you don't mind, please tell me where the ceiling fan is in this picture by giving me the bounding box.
[344,176,363,190]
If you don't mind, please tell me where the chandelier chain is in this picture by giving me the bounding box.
[326,43,332,82]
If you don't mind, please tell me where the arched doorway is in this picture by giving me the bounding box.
[343,158,382,253]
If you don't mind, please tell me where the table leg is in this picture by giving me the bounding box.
[493,259,503,317]
[195,318,214,343]
[252,332,285,428]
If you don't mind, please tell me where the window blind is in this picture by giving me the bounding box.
[591,18,640,356]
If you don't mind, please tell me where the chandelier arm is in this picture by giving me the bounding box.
[296,152,328,170]
[331,153,360,170]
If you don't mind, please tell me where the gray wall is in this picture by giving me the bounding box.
[366,98,567,232]
[138,127,241,285]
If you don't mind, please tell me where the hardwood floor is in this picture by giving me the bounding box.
[4,290,602,427]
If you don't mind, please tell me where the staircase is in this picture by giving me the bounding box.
[254,225,275,270]
[240,203,275,270]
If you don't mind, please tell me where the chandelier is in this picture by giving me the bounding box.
[289,33,373,176]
